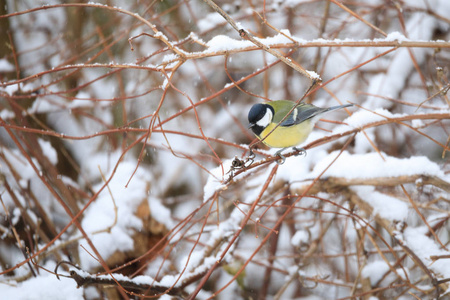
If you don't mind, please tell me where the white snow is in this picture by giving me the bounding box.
[78,157,152,270]
[198,13,226,32]
[291,230,309,247]
[256,30,295,45]
[340,108,405,129]
[0,109,15,119]
[311,151,443,180]
[382,31,410,42]
[68,92,94,109]
[362,260,390,285]
[203,158,231,202]
[2,1,450,299]
[0,273,83,300]
[353,186,408,222]
[148,196,175,229]
[403,226,450,283]
[205,35,253,53]
[38,138,58,165]
[0,58,15,72]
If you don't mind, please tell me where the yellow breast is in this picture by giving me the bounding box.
[258,121,313,148]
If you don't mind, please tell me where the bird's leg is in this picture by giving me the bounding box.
[274,147,306,164]
[292,147,307,157]
[274,148,287,165]
[248,148,256,159]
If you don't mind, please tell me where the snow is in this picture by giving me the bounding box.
[0,83,22,96]
[412,119,425,128]
[353,186,408,221]
[68,92,94,109]
[278,147,446,192]
[362,260,410,287]
[78,157,152,270]
[37,139,58,165]
[1,273,83,300]
[382,31,410,42]
[282,0,310,8]
[306,70,321,79]
[256,30,295,45]
[161,53,179,64]
[364,13,438,109]
[205,35,253,53]
[0,58,15,72]
[2,1,450,299]
[201,29,449,58]
[403,227,450,282]
[198,13,226,32]
[0,109,15,119]
[148,196,175,229]
[28,96,64,114]
[311,151,443,180]
[291,230,309,247]
[338,108,405,130]
[362,260,390,285]
[203,158,231,202]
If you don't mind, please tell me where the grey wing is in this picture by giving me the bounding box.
[280,105,326,127]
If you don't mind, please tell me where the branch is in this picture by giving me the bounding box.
[202,0,321,83]
[69,270,188,298]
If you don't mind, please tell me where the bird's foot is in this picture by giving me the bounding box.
[274,148,287,165]
[274,147,307,164]
[293,147,307,157]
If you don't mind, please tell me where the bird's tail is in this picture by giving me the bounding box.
[326,103,353,112]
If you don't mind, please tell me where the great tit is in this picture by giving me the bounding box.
[248,100,352,151]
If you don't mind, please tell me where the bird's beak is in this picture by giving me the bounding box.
[248,123,255,129]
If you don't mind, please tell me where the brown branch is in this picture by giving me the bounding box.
[202,0,320,83]
[225,112,450,183]
[69,270,188,298]
[290,175,450,195]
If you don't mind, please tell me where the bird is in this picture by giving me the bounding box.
[248,100,352,160]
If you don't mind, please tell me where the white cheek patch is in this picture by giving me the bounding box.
[256,108,273,127]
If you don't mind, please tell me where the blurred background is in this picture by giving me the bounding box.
[1,1,449,299]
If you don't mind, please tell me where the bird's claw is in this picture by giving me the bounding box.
[274,147,306,164]
[293,147,307,157]
[248,148,256,160]
[274,149,286,165]
[276,154,286,165]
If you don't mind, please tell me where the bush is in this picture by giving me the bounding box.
[1,1,450,299]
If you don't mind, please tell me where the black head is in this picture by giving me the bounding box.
[248,103,273,136]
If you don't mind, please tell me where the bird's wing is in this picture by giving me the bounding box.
[280,104,326,127]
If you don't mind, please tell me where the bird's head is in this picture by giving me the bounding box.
[248,103,274,136]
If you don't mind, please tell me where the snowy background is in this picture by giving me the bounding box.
[1,0,450,299]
